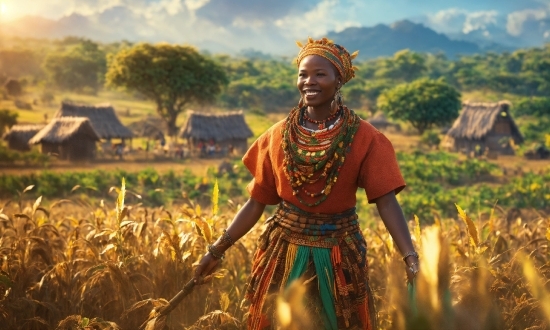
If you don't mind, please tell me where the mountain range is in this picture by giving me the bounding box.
[0,14,528,58]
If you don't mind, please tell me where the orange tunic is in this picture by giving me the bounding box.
[243,119,406,213]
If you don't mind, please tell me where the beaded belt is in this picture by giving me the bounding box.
[266,201,360,248]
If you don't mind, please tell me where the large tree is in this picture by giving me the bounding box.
[377,78,461,134]
[106,44,228,136]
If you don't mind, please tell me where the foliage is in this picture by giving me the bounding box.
[3,78,23,97]
[42,39,107,93]
[1,179,549,329]
[419,130,441,149]
[377,78,462,134]
[0,109,18,136]
[0,144,50,166]
[106,44,229,135]
[514,97,550,117]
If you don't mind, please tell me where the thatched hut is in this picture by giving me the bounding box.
[443,101,523,155]
[179,111,253,155]
[2,124,44,151]
[29,117,100,161]
[54,102,133,140]
[367,113,400,131]
[127,115,165,140]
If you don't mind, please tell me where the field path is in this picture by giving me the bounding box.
[0,158,226,176]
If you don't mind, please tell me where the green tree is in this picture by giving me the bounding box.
[0,109,18,136]
[375,49,427,82]
[106,43,228,135]
[42,40,106,92]
[377,78,461,134]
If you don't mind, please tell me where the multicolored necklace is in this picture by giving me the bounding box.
[281,105,361,207]
[302,108,342,130]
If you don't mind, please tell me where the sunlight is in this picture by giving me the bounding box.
[0,2,6,15]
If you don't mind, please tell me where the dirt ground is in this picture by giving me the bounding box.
[0,157,227,176]
[1,131,549,176]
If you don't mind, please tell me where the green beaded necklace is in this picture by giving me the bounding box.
[281,105,361,207]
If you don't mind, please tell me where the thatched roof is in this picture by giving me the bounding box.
[54,102,133,139]
[2,124,44,142]
[29,117,100,144]
[127,115,165,139]
[179,111,253,141]
[446,101,523,141]
[368,113,390,125]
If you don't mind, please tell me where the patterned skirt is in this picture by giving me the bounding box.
[245,201,377,330]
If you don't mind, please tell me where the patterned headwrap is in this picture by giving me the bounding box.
[296,37,359,84]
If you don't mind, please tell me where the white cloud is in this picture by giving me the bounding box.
[463,10,498,33]
[424,8,499,34]
[274,0,360,38]
[506,9,547,36]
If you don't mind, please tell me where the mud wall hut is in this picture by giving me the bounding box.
[29,117,100,161]
[2,124,44,151]
[54,102,133,141]
[443,101,523,155]
[179,111,253,155]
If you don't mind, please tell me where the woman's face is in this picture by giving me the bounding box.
[297,55,340,109]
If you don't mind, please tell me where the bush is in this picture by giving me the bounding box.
[419,130,441,149]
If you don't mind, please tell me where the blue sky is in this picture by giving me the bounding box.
[1,0,549,53]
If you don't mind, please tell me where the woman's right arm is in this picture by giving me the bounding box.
[193,197,266,283]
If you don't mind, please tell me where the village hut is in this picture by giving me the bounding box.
[367,112,400,131]
[29,117,100,161]
[127,115,165,141]
[179,111,253,156]
[53,102,133,140]
[443,101,523,155]
[2,124,44,151]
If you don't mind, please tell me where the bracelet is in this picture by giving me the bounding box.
[402,251,419,262]
[219,229,235,247]
[207,244,225,260]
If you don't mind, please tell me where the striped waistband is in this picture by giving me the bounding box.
[266,201,360,246]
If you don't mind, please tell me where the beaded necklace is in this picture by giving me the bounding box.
[281,105,361,207]
[303,108,341,130]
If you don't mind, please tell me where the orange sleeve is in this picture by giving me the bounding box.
[242,132,282,205]
[357,131,406,203]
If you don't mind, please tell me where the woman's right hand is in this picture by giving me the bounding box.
[193,252,221,284]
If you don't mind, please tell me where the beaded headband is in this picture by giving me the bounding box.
[296,37,359,84]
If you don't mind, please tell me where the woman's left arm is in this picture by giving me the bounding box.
[375,191,419,282]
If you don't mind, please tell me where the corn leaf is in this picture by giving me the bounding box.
[32,196,42,214]
[455,204,479,247]
[116,178,126,223]
[521,254,550,322]
[212,179,219,216]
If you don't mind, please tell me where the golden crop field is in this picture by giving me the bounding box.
[1,178,549,330]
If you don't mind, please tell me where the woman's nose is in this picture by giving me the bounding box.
[304,76,316,85]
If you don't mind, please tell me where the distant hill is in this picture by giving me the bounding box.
[327,20,505,59]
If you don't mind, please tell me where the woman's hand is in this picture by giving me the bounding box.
[193,252,221,284]
[405,256,420,284]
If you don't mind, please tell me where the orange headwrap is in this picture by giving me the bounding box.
[296,37,359,84]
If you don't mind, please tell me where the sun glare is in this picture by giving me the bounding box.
[0,3,6,15]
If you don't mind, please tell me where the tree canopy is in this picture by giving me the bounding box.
[106,43,228,135]
[0,109,18,136]
[377,78,461,134]
[42,39,106,93]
